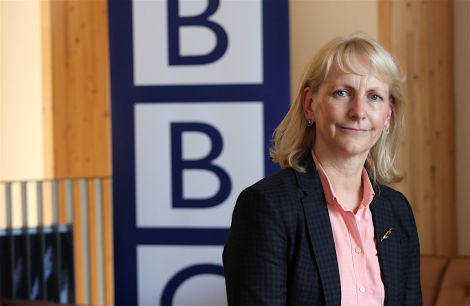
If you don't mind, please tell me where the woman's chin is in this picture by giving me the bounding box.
[336,144,372,158]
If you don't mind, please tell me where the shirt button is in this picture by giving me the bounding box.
[355,247,362,254]
[355,215,361,221]
[359,287,366,293]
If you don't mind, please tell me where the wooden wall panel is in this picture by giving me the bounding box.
[379,0,456,256]
[42,1,114,305]
[49,0,111,178]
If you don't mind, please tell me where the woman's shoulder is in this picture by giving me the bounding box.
[233,168,306,228]
[378,185,409,204]
[377,184,415,219]
[237,167,304,206]
[246,167,300,193]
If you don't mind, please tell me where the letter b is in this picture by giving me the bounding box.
[171,122,231,208]
[167,0,228,65]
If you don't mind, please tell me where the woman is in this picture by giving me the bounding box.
[223,33,422,306]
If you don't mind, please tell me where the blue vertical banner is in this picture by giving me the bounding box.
[108,0,290,305]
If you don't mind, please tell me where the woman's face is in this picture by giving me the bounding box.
[303,57,392,160]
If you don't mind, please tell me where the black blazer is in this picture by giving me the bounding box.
[223,154,422,306]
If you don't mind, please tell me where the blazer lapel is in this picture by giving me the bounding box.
[370,192,400,306]
[295,156,341,306]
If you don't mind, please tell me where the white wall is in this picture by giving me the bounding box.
[0,0,44,181]
[0,1,44,228]
[454,0,470,255]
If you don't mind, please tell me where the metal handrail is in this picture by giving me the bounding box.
[0,177,112,305]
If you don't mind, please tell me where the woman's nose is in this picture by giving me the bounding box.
[348,96,367,120]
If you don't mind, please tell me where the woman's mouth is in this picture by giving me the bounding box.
[338,126,369,132]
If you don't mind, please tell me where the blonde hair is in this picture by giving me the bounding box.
[270,33,405,185]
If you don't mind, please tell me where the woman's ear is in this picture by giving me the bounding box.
[302,87,315,123]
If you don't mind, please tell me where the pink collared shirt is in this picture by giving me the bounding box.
[312,153,385,306]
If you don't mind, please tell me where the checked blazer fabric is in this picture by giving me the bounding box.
[223,154,422,306]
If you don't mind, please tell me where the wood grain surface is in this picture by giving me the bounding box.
[379,0,457,256]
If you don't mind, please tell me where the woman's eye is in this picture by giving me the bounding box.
[370,94,383,102]
[333,90,349,97]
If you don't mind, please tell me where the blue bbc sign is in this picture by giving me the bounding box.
[108,0,290,304]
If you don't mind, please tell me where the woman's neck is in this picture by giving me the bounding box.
[313,146,367,211]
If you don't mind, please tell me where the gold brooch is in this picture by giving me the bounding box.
[381,228,393,242]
